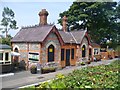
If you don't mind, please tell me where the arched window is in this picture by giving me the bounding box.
[82,45,86,57]
[48,44,54,62]
[14,48,19,52]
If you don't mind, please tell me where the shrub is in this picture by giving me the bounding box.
[80,62,85,65]
[30,64,37,74]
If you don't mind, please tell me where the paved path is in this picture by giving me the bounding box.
[1,58,119,89]
[0,73,14,78]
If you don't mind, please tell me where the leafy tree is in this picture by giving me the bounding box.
[0,35,12,45]
[116,3,120,45]
[58,1,118,48]
[115,45,120,57]
[0,7,18,38]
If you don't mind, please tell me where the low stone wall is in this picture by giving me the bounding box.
[0,64,12,74]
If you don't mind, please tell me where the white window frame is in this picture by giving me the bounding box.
[0,51,4,62]
[94,48,100,55]
[28,52,39,62]
[0,50,11,65]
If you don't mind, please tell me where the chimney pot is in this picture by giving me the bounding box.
[62,16,68,32]
[39,9,49,25]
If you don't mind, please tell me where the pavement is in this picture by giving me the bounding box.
[0,73,14,78]
[1,58,119,90]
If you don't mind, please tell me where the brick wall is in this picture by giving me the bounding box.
[12,43,28,62]
[29,43,40,51]
[79,37,89,59]
[12,43,41,63]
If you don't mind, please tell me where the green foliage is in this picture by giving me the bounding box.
[58,2,119,45]
[0,35,12,45]
[26,60,119,89]
[56,73,65,79]
[19,87,35,90]
[80,62,85,65]
[0,7,18,38]
[115,45,120,52]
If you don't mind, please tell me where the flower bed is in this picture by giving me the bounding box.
[21,60,119,89]
[41,67,56,74]
[80,62,86,65]
[41,62,58,74]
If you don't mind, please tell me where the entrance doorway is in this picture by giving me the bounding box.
[14,48,19,61]
[89,48,92,60]
[82,45,86,57]
[66,49,70,66]
[48,45,54,62]
[13,47,20,72]
[89,48,92,56]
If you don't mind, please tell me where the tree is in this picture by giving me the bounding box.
[116,3,120,45]
[0,7,18,38]
[0,34,12,45]
[115,45,120,57]
[58,1,118,47]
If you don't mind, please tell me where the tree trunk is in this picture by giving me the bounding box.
[5,28,8,38]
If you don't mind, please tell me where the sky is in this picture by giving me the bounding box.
[0,1,73,37]
[0,0,119,37]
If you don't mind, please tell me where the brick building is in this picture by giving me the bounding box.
[11,9,100,68]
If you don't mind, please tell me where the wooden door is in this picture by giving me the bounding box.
[66,49,70,66]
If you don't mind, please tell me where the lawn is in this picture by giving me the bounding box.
[20,60,120,89]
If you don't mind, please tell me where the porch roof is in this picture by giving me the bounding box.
[59,30,87,44]
[0,44,11,49]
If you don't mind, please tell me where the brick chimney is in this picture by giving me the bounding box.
[39,9,49,25]
[62,16,68,32]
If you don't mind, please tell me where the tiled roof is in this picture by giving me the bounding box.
[11,24,87,44]
[59,30,87,44]
[71,30,87,44]
[11,25,54,42]
[58,31,75,44]
[91,43,100,47]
